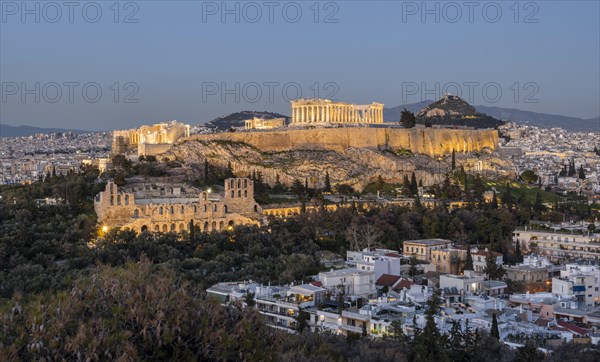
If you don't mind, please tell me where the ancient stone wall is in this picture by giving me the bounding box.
[184,128,498,157]
[94,179,262,234]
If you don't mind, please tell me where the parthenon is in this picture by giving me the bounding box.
[290,99,384,126]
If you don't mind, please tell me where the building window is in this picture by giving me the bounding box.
[159,207,163,215]
[180,206,184,214]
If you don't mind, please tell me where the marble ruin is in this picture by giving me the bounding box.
[290,99,384,126]
[244,117,286,130]
[94,178,262,234]
[112,121,190,156]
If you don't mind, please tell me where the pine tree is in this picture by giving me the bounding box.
[491,313,500,339]
[413,289,449,361]
[400,108,416,128]
[464,247,473,271]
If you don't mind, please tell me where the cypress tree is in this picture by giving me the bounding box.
[324,171,331,192]
[464,247,473,271]
[534,191,544,214]
[410,172,418,195]
[515,240,522,263]
[451,149,456,170]
[491,191,499,209]
[568,160,576,177]
[491,313,500,339]
[578,165,586,180]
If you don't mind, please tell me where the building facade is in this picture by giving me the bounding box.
[513,228,600,262]
[403,239,452,262]
[94,178,262,234]
[244,117,286,130]
[290,99,384,126]
[112,120,190,156]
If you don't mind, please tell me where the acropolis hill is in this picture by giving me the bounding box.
[154,98,504,191]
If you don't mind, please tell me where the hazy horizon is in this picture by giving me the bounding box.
[1,1,599,130]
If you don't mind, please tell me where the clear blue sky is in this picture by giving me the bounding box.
[1,0,599,130]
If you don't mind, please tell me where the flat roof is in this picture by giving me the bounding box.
[403,239,451,246]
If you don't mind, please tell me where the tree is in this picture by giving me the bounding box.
[335,184,354,197]
[291,178,305,199]
[296,310,309,333]
[400,108,416,128]
[491,313,500,339]
[578,165,586,180]
[389,320,405,341]
[505,182,513,211]
[451,149,456,170]
[533,191,545,214]
[413,289,448,361]
[515,339,544,362]
[484,252,505,280]
[324,171,332,192]
[244,292,256,307]
[515,240,522,263]
[491,191,499,209]
[568,160,576,177]
[520,170,538,184]
[588,223,596,234]
[374,175,384,197]
[464,246,473,271]
[203,159,209,182]
[408,256,418,277]
[410,172,418,195]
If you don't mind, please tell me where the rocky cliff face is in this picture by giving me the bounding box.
[182,127,498,157]
[163,139,502,191]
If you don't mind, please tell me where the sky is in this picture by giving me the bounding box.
[1,0,599,130]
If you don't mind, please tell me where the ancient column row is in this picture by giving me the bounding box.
[292,104,384,124]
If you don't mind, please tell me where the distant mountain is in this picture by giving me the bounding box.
[384,101,599,132]
[204,111,289,131]
[474,106,599,132]
[383,100,432,121]
[0,124,90,137]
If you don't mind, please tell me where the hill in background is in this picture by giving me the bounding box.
[414,95,504,129]
[1,124,90,137]
[204,111,289,131]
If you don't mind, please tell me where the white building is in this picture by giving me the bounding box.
[318,268,376,298]
[513,228,600,262]
[346,249,404,280]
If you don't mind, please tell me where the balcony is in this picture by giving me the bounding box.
[339,324,364,334]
